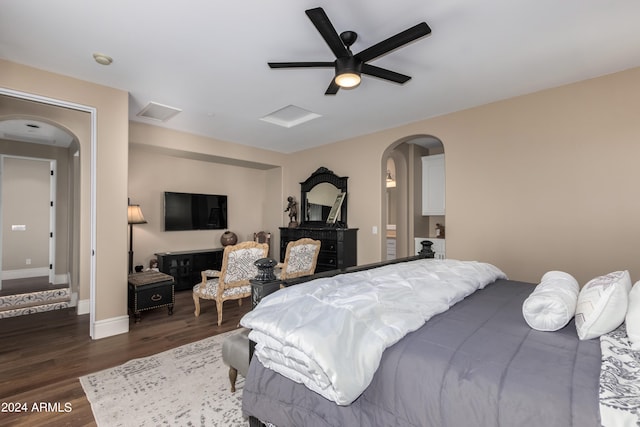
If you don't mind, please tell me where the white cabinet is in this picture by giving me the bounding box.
[422,154,445,216]
[414,237,446,259]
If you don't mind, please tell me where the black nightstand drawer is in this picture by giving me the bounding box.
[132,280,174,311]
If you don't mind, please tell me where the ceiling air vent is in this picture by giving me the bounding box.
[136,102,182,122]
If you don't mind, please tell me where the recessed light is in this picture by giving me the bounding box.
[93,53,113,66]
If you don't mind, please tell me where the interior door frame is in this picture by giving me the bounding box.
[0,87,97,338]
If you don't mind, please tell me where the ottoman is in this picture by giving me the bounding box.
[222,328,251,392]
[128,271,175,322]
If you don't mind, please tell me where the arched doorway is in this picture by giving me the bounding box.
[0,117,79,315]
[381,135,444,260]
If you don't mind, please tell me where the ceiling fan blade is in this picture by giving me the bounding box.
[355,22,431,63]
[268,62,334,68]
[325,80,340,95]
[305,7,349,58]
[361,64,411,84]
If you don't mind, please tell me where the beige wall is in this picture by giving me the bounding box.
[286,67,640,285]
[128,122,287,265]
[2,157,50,270]
[128,144,283,266]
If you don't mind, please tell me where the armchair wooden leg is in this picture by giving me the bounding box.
[193,293,201,317]
[216,300,223,326]
[229,366,238,392]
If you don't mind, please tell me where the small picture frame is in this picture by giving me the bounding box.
[326,192,346,224]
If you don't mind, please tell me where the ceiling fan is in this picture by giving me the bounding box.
[268,7,431,95]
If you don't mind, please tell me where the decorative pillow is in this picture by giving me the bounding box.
[626,280,640,350]
[522,271,579,331]
[575,270,631,340]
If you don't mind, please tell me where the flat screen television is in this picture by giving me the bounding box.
[164,191,228,231]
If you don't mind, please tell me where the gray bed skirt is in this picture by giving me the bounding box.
[242,279,601,427]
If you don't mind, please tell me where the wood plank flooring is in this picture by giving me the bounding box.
[0,290,251,426]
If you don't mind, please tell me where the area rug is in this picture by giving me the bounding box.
[80,330,246,426]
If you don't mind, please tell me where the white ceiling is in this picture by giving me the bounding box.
[1,0,639,153]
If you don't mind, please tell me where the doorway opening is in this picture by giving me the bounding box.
[0,124,75,317]
[381,135,444,261]
[0,90,96,337]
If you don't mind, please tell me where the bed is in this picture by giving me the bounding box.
[240,257,603,427]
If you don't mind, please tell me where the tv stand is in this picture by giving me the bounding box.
[155,248,224,291]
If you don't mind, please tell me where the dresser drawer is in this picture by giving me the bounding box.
[317,253,338,270]
[280,227,357,273]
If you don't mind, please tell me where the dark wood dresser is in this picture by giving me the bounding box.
[280,227,358,272]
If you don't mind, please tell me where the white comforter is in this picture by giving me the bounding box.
[240,258,507,405]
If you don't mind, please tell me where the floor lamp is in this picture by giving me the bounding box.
[128,204,147,274]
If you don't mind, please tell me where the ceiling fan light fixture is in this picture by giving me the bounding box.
[335,72,361,88]
[334,56,362,88]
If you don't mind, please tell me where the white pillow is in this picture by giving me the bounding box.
[626,280,640,350]
[575,270,631,340]
[522,271,579,331]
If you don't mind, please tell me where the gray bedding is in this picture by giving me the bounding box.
[242,279,602,427]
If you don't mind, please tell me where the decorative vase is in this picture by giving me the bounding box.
[220,231,238,246]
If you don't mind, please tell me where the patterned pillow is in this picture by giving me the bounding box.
[575,270,631,340]
[626,281,640,350]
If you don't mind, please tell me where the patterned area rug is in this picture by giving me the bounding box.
[80,330,246,426]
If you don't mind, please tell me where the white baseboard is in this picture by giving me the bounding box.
[93,315,129,340]
[1,267,49,280]
[77,298,91,315]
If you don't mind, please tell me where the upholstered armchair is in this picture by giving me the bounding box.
[193,241,268,326]
[277,238,321,280]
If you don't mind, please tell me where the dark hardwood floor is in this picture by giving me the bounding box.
[0,289,251,426]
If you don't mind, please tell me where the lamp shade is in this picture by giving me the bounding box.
[127,205,147,224]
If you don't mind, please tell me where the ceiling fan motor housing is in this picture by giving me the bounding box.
[335,56,362,75]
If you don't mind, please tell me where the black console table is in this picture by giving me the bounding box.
[155,248,224,291]
[280,227,358,272]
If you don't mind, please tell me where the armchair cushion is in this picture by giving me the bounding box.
[193,279,251,299]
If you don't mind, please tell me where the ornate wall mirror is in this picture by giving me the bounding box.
[300,167,348,228]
